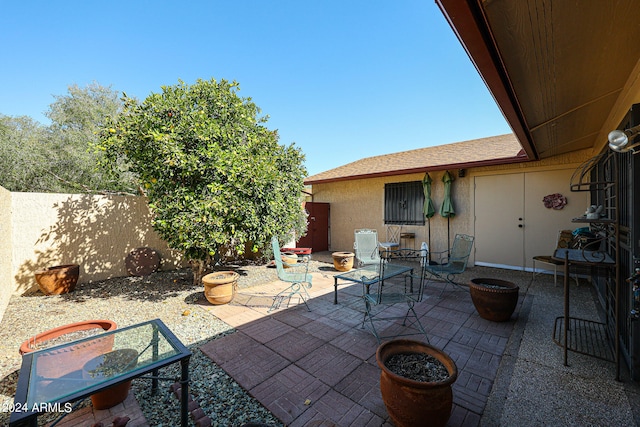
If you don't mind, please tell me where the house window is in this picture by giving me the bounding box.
[384,181,425,225]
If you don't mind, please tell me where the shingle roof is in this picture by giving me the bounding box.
[304,133,526,184]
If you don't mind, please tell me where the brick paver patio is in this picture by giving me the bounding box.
[200,268,521,426]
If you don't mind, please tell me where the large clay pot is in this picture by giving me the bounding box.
[332,252,355,272]
[82,348,139,409]
[34,264,80,295]
[19,320,118,400]
[376,339,458,427]
[19,320,117,355]
[469,278,519,322]
[202,271,240,304]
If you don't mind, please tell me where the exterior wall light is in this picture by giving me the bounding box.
[608,124,640,153]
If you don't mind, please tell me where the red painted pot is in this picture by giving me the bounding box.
[376,339,458,427]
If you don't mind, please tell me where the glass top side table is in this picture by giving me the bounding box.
[11,318,191,427]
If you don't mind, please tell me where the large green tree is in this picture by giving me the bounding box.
[46,82,136,193]
[0,114,51,191]
[98,78,308,283]
[0,82,135,193]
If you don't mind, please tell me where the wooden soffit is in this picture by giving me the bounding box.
[436,0,640,159]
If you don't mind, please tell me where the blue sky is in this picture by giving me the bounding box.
[0,1,511,176]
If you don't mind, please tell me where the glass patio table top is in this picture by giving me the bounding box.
[11,318,191,426]
[333,263,413,304]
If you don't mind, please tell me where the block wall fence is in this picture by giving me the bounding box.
[0,188,185,322]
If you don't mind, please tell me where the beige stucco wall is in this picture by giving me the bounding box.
[0,187,12,323]
[309,148,596,268]
[8,191,185,298]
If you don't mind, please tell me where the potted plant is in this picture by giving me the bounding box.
[202,271,240,304]
[34,264,80,295]
[82,348,139,409]
[469,278,519,322]
[376,339,458,427]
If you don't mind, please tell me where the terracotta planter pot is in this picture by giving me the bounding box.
[281,252,298,268]
[19,320,118,399]
[376,339,458,427]
[469,278,519,322]
[202,271,240,304]
[332,252,355,272]
[34,264,80,295]
[82,348,138,409]
[19,319,117,355]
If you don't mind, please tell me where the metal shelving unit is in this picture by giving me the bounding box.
[552,151,621,380]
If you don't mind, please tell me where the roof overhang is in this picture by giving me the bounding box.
[305,151,527,185]
[436,0,640,159]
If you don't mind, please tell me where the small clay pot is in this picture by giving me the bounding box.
[83,348,139,409]
[202,271,240,304]
[281,252,298,268]
[332,252,355,272]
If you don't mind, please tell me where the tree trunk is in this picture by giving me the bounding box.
[190,255,211,286]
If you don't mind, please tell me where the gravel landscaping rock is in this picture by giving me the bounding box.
[0,258,331,426]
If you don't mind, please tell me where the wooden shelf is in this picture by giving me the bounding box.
[572,217,616,224]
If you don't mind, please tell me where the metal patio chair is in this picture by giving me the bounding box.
[425,234,475,297]
[361,248,430,344]
[270,236,312,312]
[379,225,401,252]
[354,229,382,266]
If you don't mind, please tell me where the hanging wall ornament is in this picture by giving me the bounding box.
[542,193,567,210]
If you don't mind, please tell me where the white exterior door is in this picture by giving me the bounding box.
[474,173,525,268]
[474,169,588,270]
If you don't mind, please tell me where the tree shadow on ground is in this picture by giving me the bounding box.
[20,261,266,303]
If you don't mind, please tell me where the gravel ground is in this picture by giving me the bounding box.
[0,257,332,426]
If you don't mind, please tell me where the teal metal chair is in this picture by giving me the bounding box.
[270,237,312,312]
[425,234,475,297]
[362,248,430,344]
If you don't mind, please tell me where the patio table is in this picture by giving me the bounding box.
[333,263,413,304]
[9,318,191,427]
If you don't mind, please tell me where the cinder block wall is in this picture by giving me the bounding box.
[6,190,185,308]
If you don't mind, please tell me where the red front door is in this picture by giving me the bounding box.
[297,202,329,252]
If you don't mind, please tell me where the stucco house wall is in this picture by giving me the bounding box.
[310,170,472,256]
[6,191,185,300]
[309,148,594,269]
